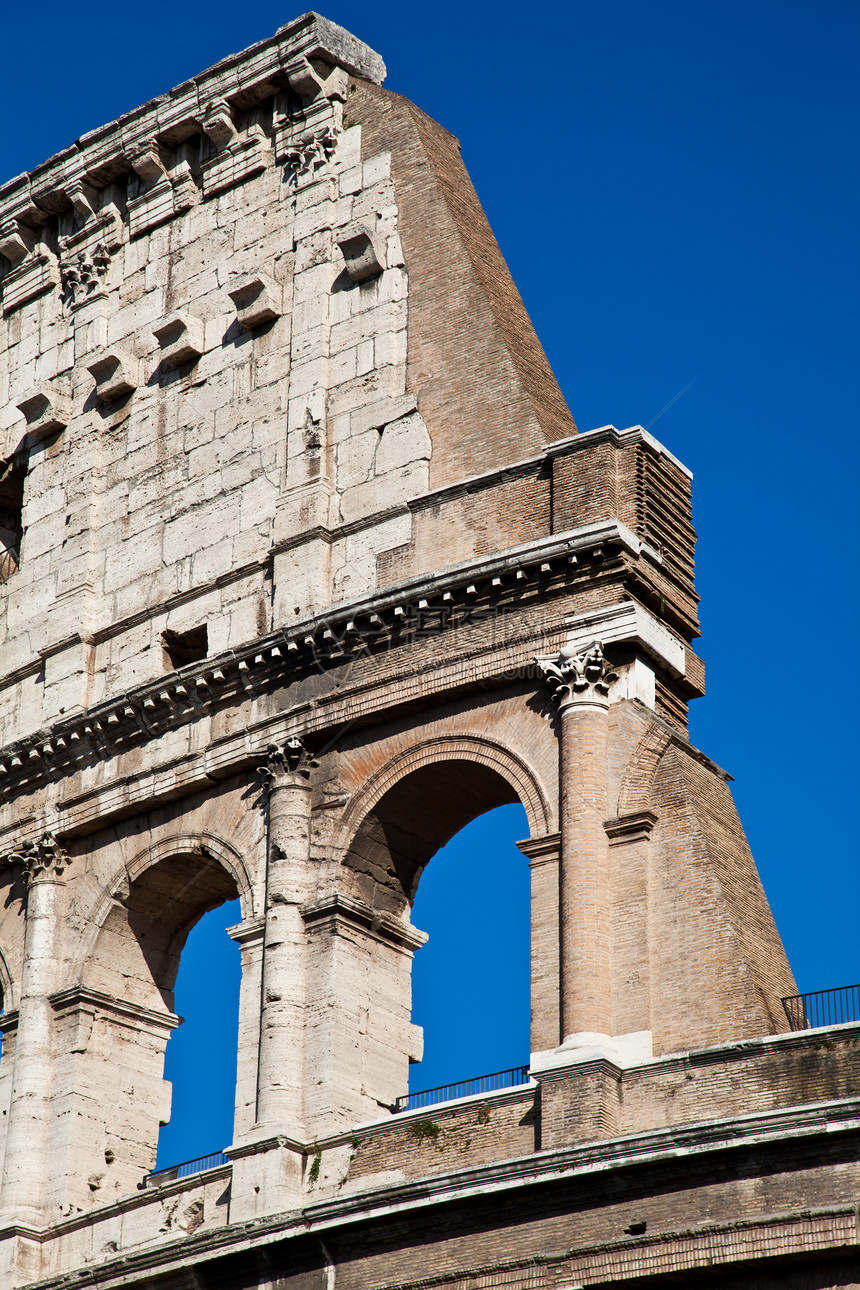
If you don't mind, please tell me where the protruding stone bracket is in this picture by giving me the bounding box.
[66,181,98,223]
[258,737,318,789]
[201,102,239,151]
[87,347,138,401]
[152,312,204,368]
[16,384,72,440]
[536,641,618,713]
[129,144,169,189]
[0,218,36,266]
[337,223,385,283]
[604,811,659,846]
[284,57,348,102]
[228,275,282,329]
[1,833,70,886]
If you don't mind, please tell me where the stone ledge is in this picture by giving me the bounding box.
[14,1094,860,1290]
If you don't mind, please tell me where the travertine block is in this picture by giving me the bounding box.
[87,347,138,401]
[152,312,205,367]
[15,383,71,439]
[337,222,385,282]
[228,275,282,329]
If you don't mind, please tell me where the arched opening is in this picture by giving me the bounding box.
[156,897,240,1168]
[409,802,530,1093]
[344,757,532,914]
[343,753,540,1105]
[82,850,241,1187]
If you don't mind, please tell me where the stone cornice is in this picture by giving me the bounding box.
[0,14,384,227]
[0,522,638,801]
[12,1095,860,1288]
[409,424,692,514]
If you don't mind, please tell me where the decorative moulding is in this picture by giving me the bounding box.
[16,384,72,439]
[284,127,337,180]
[337,223,385,283]
[152,313,204,368]
[87,347,138,401]
[228,275,281,329]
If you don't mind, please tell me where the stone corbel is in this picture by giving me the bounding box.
[0,218,36,266]
[152,312,204,368]
[228,274,282,329]
[129,144,169,189]
[66,181,98,223]
[16,383,72,440]
[604,811,659,846]
[285,57,348,103]
[337,223,385,283]
[170,159,200,212]
[87,347,138,401]
[536,640,618,712]
[201,102,239,151]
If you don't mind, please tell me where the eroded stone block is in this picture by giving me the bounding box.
[152,313,204,368]
[16,384,72,439]
[228,275,282,329]
[337,223,385,283]
[87,348,138,401]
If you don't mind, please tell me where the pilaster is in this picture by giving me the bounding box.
[537,642,616,1040]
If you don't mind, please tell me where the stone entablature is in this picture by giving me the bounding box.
[0,520,703,812]
[0,14,383,242]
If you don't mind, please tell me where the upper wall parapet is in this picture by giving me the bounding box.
[0,12,384,239]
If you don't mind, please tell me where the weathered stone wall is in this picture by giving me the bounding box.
[0,14,836,1290]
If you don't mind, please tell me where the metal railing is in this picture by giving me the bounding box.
[394,1065,531,1113]
[0,546,20,585]
[782,984,860,1031]
[141,1150,230,1188]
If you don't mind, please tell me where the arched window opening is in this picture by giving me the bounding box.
[409,803,530,1094]
[156,897,241,1168]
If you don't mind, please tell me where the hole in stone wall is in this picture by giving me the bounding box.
[162,624,208,669]
[155,897,241,1168]
[408,803,530,1093]
[0,452,27,584]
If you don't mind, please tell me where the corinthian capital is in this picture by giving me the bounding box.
[536,640,618,712]
[258,737,318,788]
[2,833,70,885]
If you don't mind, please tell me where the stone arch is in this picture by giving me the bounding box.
[339,735,550,911]
[80,831,249,1014]
[616,722,673,819]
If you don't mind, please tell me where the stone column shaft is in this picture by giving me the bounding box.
[255,740,315,1135]
[0,837,69,1221]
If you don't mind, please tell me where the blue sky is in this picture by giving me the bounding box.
[2,1,857,1166]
